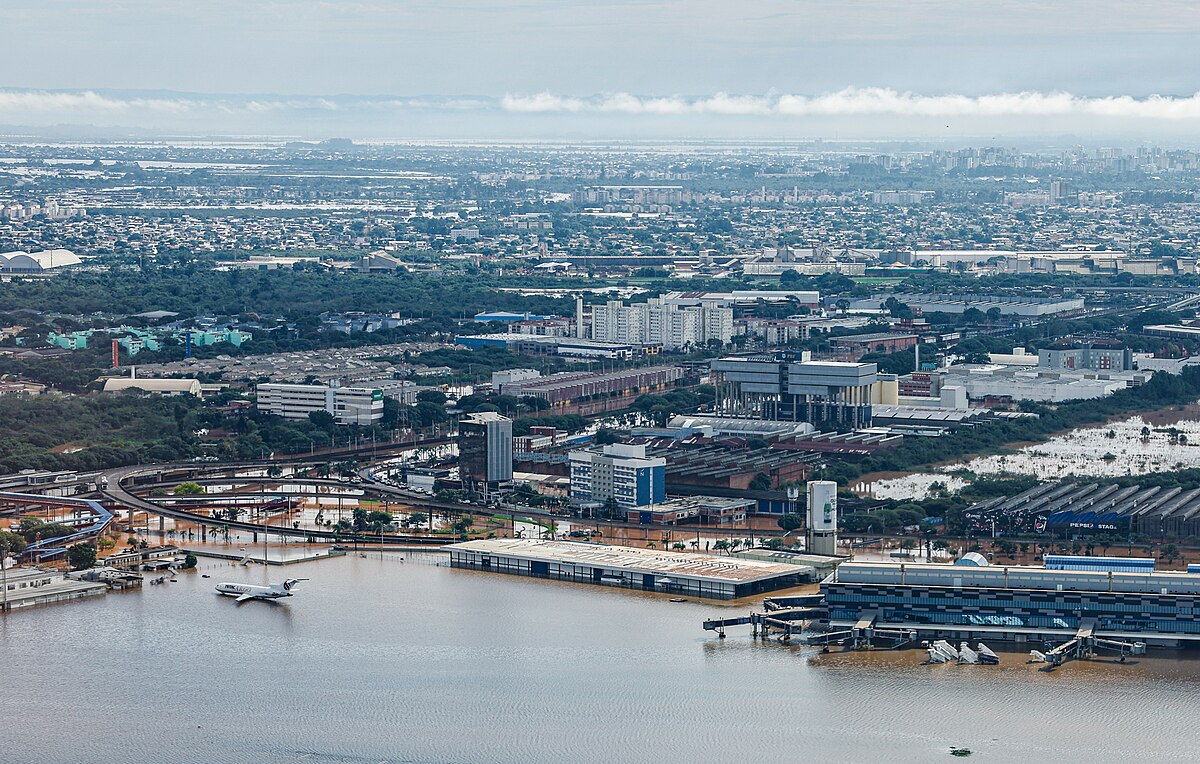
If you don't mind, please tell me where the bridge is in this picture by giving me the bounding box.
[98,465,453,546]
[0,491,114,561]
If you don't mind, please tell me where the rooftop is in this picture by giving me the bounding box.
[447,538,802,584]
[833,560,1200,595]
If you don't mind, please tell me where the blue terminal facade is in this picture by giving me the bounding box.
[822,560,1200,647]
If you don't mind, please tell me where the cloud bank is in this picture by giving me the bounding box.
[3,87,1200,122]
[500,88,1200,119]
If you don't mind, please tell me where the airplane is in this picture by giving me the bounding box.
[214,578,307,603]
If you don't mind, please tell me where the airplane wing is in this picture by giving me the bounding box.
[235,592,256,603]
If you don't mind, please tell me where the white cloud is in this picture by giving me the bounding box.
[0,90,197,113]
[500,88,1200,119]
[3,88,1200,128]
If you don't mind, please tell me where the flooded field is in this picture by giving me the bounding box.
[862,405,1200,500]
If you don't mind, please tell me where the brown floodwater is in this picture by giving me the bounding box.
[3,550,1199,763]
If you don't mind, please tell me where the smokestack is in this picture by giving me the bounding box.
[111,339,119,369]
[575,295,585,338]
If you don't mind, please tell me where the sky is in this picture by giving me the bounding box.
[2,0,1200,140]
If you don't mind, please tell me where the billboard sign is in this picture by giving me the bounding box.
[807,480,838,532]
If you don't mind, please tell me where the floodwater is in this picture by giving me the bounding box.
[5,552,1200,763]
[865,407,1200,500]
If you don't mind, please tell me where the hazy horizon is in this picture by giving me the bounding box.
[2,0,1200,140]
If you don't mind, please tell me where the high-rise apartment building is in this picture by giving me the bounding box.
[590,298,732,350]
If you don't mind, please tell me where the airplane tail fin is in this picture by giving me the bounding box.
[279,578,308,592]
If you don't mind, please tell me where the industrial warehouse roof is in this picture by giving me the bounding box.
[667,415,816,439]
[0,248,82,272]
[968,482,1200,525]
[502,365,681,394]
[447,539,802,584]
[869,405,993,424]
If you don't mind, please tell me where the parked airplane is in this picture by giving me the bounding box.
[214,578,306,603]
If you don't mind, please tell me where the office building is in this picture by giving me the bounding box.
[569,443,666,510]
[823,558,1200,647]
[256,383,384,425]
[458,412,513,488]
[710,354,879,428]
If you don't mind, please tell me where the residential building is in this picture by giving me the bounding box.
[1038,346,1134,372]
[736,318,808,346]
[590,298,732,350]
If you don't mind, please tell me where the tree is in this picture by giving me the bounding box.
[594,428,621,445]
[182,553,198,569]
[748,473,772,491]
[367,510,393,530]
[712,539,730,554]
[777,514,804,532]
[0,531,27,564]
[416,389,447,406]
[67,542,97,571]
[453,515,475,540]
[173,481,205,496]
[1161,543,1181,564]
[307,410,336,429]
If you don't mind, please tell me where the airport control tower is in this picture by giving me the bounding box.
[806,480,838,556]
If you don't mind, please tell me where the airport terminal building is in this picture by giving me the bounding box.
[447,538,807,599]
[823,558,1200,647]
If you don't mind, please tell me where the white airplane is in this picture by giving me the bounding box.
[214,578,306,603]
